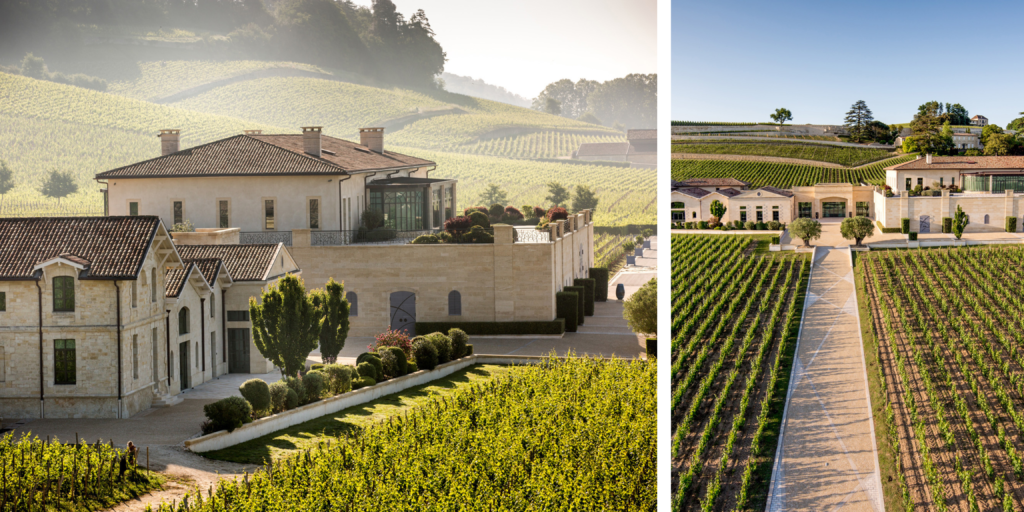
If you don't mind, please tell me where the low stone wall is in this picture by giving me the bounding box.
[670,229,784,236]
[184,354,559,453]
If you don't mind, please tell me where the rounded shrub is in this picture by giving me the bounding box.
[411,234,440,244]
[698,221,709,230]
[383,346,408,375]
[239,378,271,416]
[203,396,252,433]
[269,381,289,413]
[532,206,546,219]
[448,328,469,359]
[756,221,767,230]
[425,332,453,363]
[547,206,569,221]
[768,220,781,230]
[503,206,524,221]
[303,370,326,401]
[463,206,488,217]
[488,203,505,219]
[407,359,419,373]
[356,361,377,380]
[324,364,353,395]
[411,337,439,370]
[284,388,299,410]
[357,352,384,380]
[444,216,472,236]
[310,364,325,372]
[378,350,399,379]
[744,221,756,230]
[352,376,376,390]
[284,376,306,405]
[468,211,490,229]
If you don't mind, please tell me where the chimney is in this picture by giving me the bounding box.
[244,129,263,135]
[302,126,322,157]
[926,153,932,164]
[158,129,180,156]
[916,154,921,160]
[360,127,384,154]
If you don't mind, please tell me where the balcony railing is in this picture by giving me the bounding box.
[239,231,293,245]
[514,227,553,243]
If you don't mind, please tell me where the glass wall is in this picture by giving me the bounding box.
[432,188,442,227]
[798,202,812,218]
[369,189,425,230]
[992,175,1024,193]
[962,175,989,192]
[856,202,869,216]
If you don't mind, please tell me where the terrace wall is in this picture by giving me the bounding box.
[877,189,1024,233]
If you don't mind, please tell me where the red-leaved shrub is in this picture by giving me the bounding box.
[445,216,472,235]
[533,206,547,219]
[369,328,413,357]
[547,207,569,221]
[503,206,524,220]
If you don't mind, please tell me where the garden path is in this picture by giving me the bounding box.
[766,245,883,511]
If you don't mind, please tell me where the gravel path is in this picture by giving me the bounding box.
[766,239,883,511]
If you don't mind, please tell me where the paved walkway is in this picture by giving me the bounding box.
[767,240,883,511]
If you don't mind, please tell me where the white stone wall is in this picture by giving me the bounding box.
[879,189,1023,232]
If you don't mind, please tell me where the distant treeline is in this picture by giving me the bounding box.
[0,0,446,90]
[0,54,108,91]
[533,74,656,131]
[441,72,531,108]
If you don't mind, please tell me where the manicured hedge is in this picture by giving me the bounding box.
[556,292,579,332]
[574,278,596,316]
[564,286,586,326]
[646,338,656,359]
[589,267,609,302]
[942,217,952,233]
[900,218,910,234]
[909,232,918,241]
[876,220,901,234]
[416,320,565,335]
[771,236,780,245]
[1008,216,1018,233]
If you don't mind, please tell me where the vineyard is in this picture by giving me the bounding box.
[674,133,837,141]
[671,155,917,188]
[107,60,332,102]
[862,247,1024,510]
[456,131,625,160]
[594,232,633,271]
[0,433,163,511]
[672,235,809,511]
[672,121,779,126]
[155,356,656,510]
[399,147,656,227]
[671,142,895,167]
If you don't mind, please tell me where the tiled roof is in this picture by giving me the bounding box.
[627,129,657,140]
[576,142,630,157]
[0,217,159,280]
[889,156,1024,170]
[714,188,743,198]
[676,178,750,187]
[185,258,226,284]
[759,186,794,197]
[165,264,193,298]
[174,244,281,281]
[672,187,710,198]
[96,133,433,179]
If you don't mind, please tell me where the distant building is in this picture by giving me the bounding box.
[970,115,989,127]
[952,132,980,150]
[574,142,630,162]
[573,129,656,167]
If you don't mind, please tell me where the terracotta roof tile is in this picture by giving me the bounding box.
[676,178,750,187]
[96,133,433,179]
[165,264,192,298]
[174,245,281,281]
[889,156,1024,171]
[759,186,794,197]
[185,258,225,284]
[0,217,159,280]
[672,187,710,198]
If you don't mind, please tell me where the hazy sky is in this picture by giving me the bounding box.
[673,0,1024,126]
[353,0,656,99]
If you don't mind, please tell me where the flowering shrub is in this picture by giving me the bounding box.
[370,327,413,356]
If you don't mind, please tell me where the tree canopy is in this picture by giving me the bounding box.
[480,184,509,206]
[250,274,324,377]
[844,101,874,143]
[533,74,656,129]
[546,182,570,207]
[840,216,874,246]
[571,185,599,213]
[39,169,78,205]
[310,278,350,365]
[770,108,792,126]
[623,278,656,335]
[790,218,822,247]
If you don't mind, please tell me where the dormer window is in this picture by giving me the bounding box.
[53,276,75,312]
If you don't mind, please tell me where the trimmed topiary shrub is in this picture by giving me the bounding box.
[464,206,488,217]
[755,221,767,230]
[909,232,918,241]
[1007,216,1018,233]
[900,218,910,234]
[371,328,413,358]
[203,396,252,433]
[564,286,586,326]
[942,217,952,233]
[383,346,408,375]
[284,388,299,410]
[239,378,271,416]
[768,220,781,230]
[411,336,439,370]
[310,364,325,372]
[425,332,453,363]
[284,376,306,405]
[378,350,399,379]
[744,221,756,230]
[323,364,353,395]
[448,328,469,359]
[303,370,326,401]
[356,361,377,381]
[411,234,440,244]
[547,206,569,221]
[488,203,505,219]
[465,225,494,243]
[771,236,780,244]
[465,344,473,356]
[532,206,546,219]
[556,291,579,332]
[407,359,419,373]
[698,221,709,230]
[468,211,490,229]
[269,381,288,413]
[503,206,524,222]
[352,376,376,389]
[357,352,384,381]
[574,278,595,316]
[589,267,609,301]
[444,216,472,236]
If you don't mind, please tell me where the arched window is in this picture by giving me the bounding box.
[178,308,190,335]
[984,214,990,225]
[53,276,75,312]
[448,290,462,316]
[346,292,358,316]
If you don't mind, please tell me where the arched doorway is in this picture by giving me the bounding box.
[390,291,416,336]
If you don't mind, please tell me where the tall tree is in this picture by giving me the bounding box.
[310,278,350,365]
[709,200,726,220]
[546,182,570,207]
[39,169,78,206]
[532,78,599,120]
[587,74,656,129]
[981,124,1004,146]
[543,97,561,116]
[0,160,13,213]
[250,274,324,377]
[952,205,968,240]
[571,185,599,213]
[844,100,874,142]
[910,102,942,153]
[480,183,509,206]
[769,108,792,127]
[947,103,970,125]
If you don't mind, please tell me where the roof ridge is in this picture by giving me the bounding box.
[97,134,250,178]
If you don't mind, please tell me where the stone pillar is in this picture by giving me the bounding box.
[549,223,559,241]
[292,229,311,248]
[940,189,950,220]
[492,224,515,321]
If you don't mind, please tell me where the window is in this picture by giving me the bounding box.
[917,177,923,187]
[739,208,747,222]
[53,276,75,312]
[672,211,684,222]
[195,341,199,367]
[219,200,230,229]
[264,199,275,230]
[448,290,462,316]
[132,334,139,379]
[173,201,183,225]
[692,211,696,219]
[346,292,358,316]
[905,178,911,190]
[54,339,75,385]
[798,202,812,219]
[151,268,157,303]
[227,310,249,322]
[178,308,190,335]
[129,202,139,216]
[756,209,763,222]
[939,177,944,187]
[210,294,216,318]
[211,332,217,368]
[369,189,425,230]
[0,291,5,311]
[444,186,454,220]
[131,280,138,308]
[984,214,990,225]
[432,189,442,227]
[856,202,869,217]
[309,198,320,230]
[772,208,780,222]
